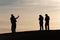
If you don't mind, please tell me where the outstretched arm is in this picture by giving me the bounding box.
[16,16,19,19]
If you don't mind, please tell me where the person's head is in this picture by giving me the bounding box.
[45,14,48,16]
[39,15,42,17]
[11,14,14,17]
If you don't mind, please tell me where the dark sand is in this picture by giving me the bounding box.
[0,30,60,40]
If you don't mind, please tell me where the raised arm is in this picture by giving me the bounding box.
[16,16,19,19]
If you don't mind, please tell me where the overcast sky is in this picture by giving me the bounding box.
[0,0,60,33]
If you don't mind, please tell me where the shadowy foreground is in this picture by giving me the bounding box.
[0,30,60,40]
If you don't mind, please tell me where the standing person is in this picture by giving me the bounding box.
[10,14,19,33]
[39,15,44,30]
[45,14,50,30]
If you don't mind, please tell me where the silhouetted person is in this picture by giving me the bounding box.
[39,15,44,30]
[45,14,50,30]
[10,14,19,33]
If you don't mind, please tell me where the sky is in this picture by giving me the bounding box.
[0,0,60,33]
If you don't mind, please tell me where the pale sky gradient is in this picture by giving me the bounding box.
[0,0,60,33]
